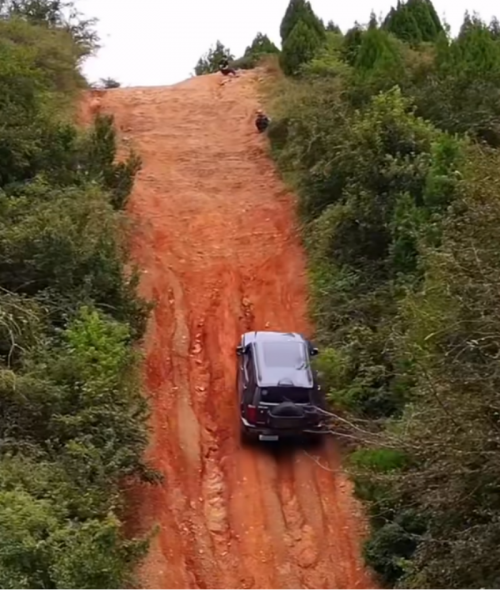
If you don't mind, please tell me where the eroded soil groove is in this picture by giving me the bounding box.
[93,71,374,589]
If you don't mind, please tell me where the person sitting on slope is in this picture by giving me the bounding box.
[219,57,237,77]
[255,109,270,133]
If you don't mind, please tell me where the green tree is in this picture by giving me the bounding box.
[194,40,233,75]
[280,18,324,75]
[406,0,441,41]
[280,0,325,44]
[1,0,99,57]
[489,15,500,39]
[326,19,341,33]
[383,0,442,44]
[348,26,406,105]
[383,1,422,45]
[425,0,443,33]
[268,0,500,587]
[234,32,279,69]
[340,23,364,66]
[244,32,279,57]
[415,13,500,145]
[0,8,152,588]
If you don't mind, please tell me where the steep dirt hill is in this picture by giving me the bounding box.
[88,70,374,589]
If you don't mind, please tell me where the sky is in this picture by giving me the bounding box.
[76,0,499,87]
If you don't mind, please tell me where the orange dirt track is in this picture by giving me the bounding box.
[89,70,374,589]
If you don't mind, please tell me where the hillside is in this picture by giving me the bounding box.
[88,71,373,589]
[4,0,500,588]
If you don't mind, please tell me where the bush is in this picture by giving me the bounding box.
[266,4,500,586]
[0,6,153,588]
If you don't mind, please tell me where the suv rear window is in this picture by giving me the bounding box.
[262,341,307,369]
[259,386,311,404]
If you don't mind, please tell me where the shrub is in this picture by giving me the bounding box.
[0,7,152,588]
[266,6,500,585]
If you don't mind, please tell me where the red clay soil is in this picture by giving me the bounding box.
[87,70,375,589]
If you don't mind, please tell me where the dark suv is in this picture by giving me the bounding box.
[236,331,326,442]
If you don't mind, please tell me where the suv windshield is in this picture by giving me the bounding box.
[259,386,311,404]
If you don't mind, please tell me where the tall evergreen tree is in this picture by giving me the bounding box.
[244,32,279,58]
[280,18,323,75]
[383,0,442,44]
[424,0,443,33]
[458,11,474,39]
[280,0,325,44]
[406,0,439,41]
[354,27,403,73]
[383,1,422,44]
[326,20,341,33]
[489,16,500,40]
[341,23,364,66]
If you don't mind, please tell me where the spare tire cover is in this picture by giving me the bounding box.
[270,402,305,418]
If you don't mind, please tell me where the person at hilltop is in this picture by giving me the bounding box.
[219,56,238,77]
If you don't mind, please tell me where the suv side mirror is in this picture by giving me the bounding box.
[236,345,245,356]
[310,347,319,357]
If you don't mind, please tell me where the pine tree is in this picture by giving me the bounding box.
[341,24,364,66]
[280,18,323,75]
[383,7,396,29]
[326,20,341,33]
[406,0,439,41]
[452,15,500,81]
[355,27,402,72]
[280,0,325,44]
[458,11,473,39]
[424,0,443,34]
[244,33,279,58]
[383,1,422,44]
[383,0,442,44]
[489,16,500,40]
[368,11,378,30]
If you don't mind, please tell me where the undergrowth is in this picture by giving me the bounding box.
[0,2,154,588]
[265,2,500,588]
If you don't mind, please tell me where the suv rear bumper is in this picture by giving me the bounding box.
[240,417,328,439]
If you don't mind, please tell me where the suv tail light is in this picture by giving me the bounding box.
[246,405,257,423]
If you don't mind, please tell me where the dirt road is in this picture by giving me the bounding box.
[94,70,374,589]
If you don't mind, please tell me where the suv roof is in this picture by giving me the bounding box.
[241,331,314,389]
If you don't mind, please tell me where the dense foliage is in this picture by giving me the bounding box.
[0,1,152,588]
[383,0,443,44]
[266,0,500,587]
[234,33,279,70]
